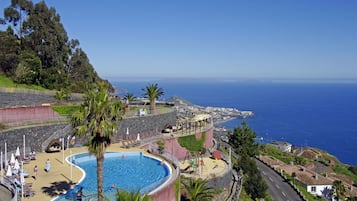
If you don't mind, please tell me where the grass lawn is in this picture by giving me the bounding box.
[177,132,206,152]
[0,75,46,90]
[52,105,80,116]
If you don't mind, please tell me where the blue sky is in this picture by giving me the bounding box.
[1,0,357,81]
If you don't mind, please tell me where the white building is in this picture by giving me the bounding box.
[307,184,332,198]
[270,141,292,153]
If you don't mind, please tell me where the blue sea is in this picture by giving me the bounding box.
[112,81,357,166]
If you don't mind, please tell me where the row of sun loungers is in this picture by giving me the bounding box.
[120,131,159,148]
[9,176,36,198]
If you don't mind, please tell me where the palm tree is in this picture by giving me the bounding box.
[142,83,164,113]
[71,82,124,201]
[332,180,346,201]
[116,189,153,201]
[182,178,215,201]
[124,93,136,104]
[123,93,136,114]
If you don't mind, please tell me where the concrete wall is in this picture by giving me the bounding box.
[112,111,177,143]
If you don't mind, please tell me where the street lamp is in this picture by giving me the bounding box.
[69,136,76,180]
[59,138,64,164]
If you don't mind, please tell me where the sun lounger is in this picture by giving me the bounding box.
[23,189,36,197]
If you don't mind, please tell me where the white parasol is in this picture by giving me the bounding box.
[136,133,141,141]
[15,146,20,157]
[10,153,15,165]
[6,166,12,177]
[14,159,20,170]
[126,128,129,135]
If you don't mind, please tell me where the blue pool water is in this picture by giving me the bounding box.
[55,152,171,200]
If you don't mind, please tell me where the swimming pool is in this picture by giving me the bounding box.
[55,152,171,200]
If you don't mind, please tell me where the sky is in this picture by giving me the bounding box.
[1,0,357,82]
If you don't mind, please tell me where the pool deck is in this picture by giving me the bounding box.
[10,143,141,201]
[7,142,227,201]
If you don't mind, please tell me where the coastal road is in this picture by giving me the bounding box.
[218,139,302,201]
[255,159,303,201]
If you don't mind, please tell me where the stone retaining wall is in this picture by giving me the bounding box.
[0,123,69,157]
[0,110,176,155]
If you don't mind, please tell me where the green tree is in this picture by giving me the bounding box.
[3,0,33,44]
[116,189,153,201]
[13,50,41,84]
[182,178,215,201]
[71,82,124,201]
[229,121,259,157]
[55,88,70,101]
[1,0,111,92]
[331,180,346,201]
[22,1,69,89]
[123,93,136,113]
[66,48,98,92]
[244,172,268,200]
[291,172,296,184]
[142,83,164,113]
[230,121,268,200]
[0,28,19,76]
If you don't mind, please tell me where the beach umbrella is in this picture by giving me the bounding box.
[136,133,141,141]
[126,128,129,140]
[15,146,20,157]
[6,166,12,177]
[10,153,15,165]
[14,159,20,170]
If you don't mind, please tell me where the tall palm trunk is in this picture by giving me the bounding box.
[150,100,155,112]
[97,148,105,201]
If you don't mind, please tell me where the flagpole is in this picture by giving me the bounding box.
[4,141,7,168]
[21,161,24,198]
[0,152,2,177]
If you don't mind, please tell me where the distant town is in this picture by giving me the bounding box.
[165,96,254,125]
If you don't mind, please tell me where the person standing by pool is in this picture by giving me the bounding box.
[76,187,83,201]
[45,159,50,173]
[33,165,38,179]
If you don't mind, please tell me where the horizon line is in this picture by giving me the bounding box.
[105,76,357,84]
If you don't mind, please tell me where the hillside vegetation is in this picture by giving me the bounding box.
[0,75,46,90]
[0,0,111,93]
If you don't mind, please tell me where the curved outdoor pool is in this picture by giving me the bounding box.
[55,152,171,200]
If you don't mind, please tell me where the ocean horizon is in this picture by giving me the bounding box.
[112,80,357,166]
